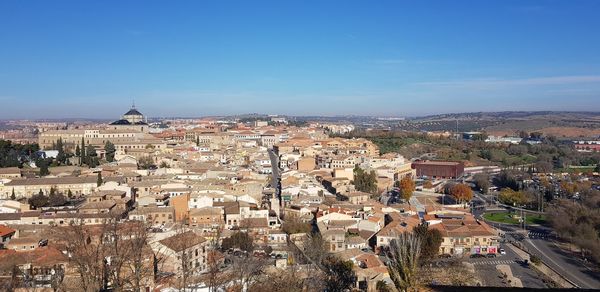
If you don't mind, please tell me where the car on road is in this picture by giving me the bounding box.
[486,253,497,258]
[438,253,452,259]
[499,248,506,255]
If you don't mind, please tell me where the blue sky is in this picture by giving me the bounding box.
[1,0,600,119]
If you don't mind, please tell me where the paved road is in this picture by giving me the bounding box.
[465,243,547,288]
[267,149,281,187]
[524,235,600,289]
[491,223,600,289]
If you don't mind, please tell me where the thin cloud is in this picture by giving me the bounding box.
[416,75,600,88]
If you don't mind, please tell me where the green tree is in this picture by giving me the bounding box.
[86,144,98,167]
[56,138,67,164]
[75,144,81,157]
[322,255,356,292]
[67,189,73,199]
[29,191,49,209]
[104,141,116,162]
[498,188,530,206]
[97,172,103,187]
[494,171,519,191]
[80,137,86,166]
[595,164,600,173]
[386,232,421,292]
[353,166,377,194]
[10,188,16,200]
[49,192,66,207]
[37,158,50,176]
[376,280,391,292]
[413,224,443,261]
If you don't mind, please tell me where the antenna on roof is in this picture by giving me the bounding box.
[132,99,136,109]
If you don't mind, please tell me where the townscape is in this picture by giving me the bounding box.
[2,1,600,291]
[1,106,600,291]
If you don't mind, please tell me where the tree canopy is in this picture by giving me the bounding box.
[449,183,473,204]
[221,231,254,253]
[353,166,378,194]
[398,176,415,201]
[29,192,49,209]
[322,255,356,292]
[0,139,39,168]
[104,141,116,162]
[413,224,443,261]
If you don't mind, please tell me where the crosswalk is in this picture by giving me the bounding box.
[527,232,548,238]
[503,231,548,239]
[471,260,517,265]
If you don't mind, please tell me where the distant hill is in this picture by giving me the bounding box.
[400,111,600,138]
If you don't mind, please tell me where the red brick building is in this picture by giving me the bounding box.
[573,141,600,152]
[412,161,464,179]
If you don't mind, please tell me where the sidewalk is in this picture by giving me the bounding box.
[497,264,523,288]
[507,243,574,288]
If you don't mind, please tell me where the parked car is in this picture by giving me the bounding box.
[470,254,485,258]
[438,253,452,259]
[486,253,497,258]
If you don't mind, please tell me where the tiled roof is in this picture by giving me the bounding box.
[0,225,16,237]
[159,231,207,252]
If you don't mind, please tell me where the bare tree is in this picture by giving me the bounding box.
[251,266,310,292]
[120,221,161,292]
[53,222,106,292]
[298,234,328,290]
[204,249,227,292]
[203,226,227,292]
[386,232,421,292]
[227,255,267,291]
[103,216,129,291]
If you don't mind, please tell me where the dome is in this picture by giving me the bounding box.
[124,108,143,116]
[110,103,147,125]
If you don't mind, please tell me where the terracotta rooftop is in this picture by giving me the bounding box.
[0,225,16,238]
[159,231,207,253]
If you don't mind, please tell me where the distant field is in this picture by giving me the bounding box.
[487,126,600,138]
[483,212,547,225]
[556,166,596,173]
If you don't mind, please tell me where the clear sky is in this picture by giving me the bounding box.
[1,0,600,119]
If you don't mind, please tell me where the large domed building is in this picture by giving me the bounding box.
[110,104,148,132]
